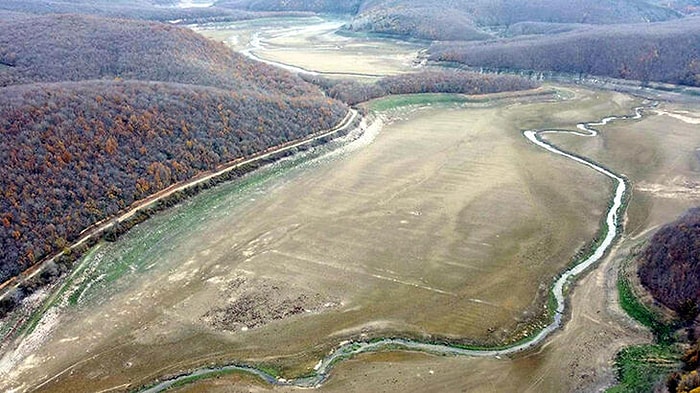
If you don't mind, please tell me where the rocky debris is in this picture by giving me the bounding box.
[202,276,338,331]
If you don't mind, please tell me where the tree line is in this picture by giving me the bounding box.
[430,17,700,87]
[303,69,538,105]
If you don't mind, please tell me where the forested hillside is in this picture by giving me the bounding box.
[0,0,240,22]
[638,207,700,321]
[636,206,700,392]
[431,17,700,87]
[0,14,318,95]
[0,14,348,283]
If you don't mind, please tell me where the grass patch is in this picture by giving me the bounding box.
[366,93,479,111]
[256,364,281,378]
[617,266,675,344]
[165,369,261,391]
[547,289,558,317]
[19,245,101,336]
[606,344,680,393]
[608,257,682,392]
[365,89,556,113]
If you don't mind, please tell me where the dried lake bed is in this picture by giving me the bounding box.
[2,86,664,392]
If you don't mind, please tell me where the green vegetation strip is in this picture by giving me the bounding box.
[20,246,101,336]
[607,344,680,393]
[617,271,675,344]
[166,369,262,391]
[365,89,556,112]
[607,256,682,392]
[367,93,485,111]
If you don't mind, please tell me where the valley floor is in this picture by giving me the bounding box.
[4,16,700,393]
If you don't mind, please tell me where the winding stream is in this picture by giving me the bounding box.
[238,26,392,78]
[138,103,650,392]
[240,33,322,76]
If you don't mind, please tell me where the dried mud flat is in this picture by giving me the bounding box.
[173,96,700,393]
[193,16,425,78]
[1,87,676,393]
[3,12,700,393]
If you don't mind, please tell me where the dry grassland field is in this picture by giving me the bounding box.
[193,17,425,78]
[0,85,648,393]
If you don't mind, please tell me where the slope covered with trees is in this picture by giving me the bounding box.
[351,0,681,40]
[431,17,700,87]
[0,0,243,22]
[650,0,700,14]
[633,206,700,393]
[638,207,700,321]
[0,14,319,95]
[0,14,348,283]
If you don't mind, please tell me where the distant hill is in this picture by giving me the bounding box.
[503,22,587,37]
[430,17,700,87]
[0,0,242,22]
[0,14,348,283]
[0,14,320,96]
[348,1,490,41]
[353,0,680,40]
[215,0,362,14]
[649,0,700,14]
[638,207,700,320]
[217,0,682,40]
[0,10,31,21]
[0,0,320,24]
[217,0,699,86]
